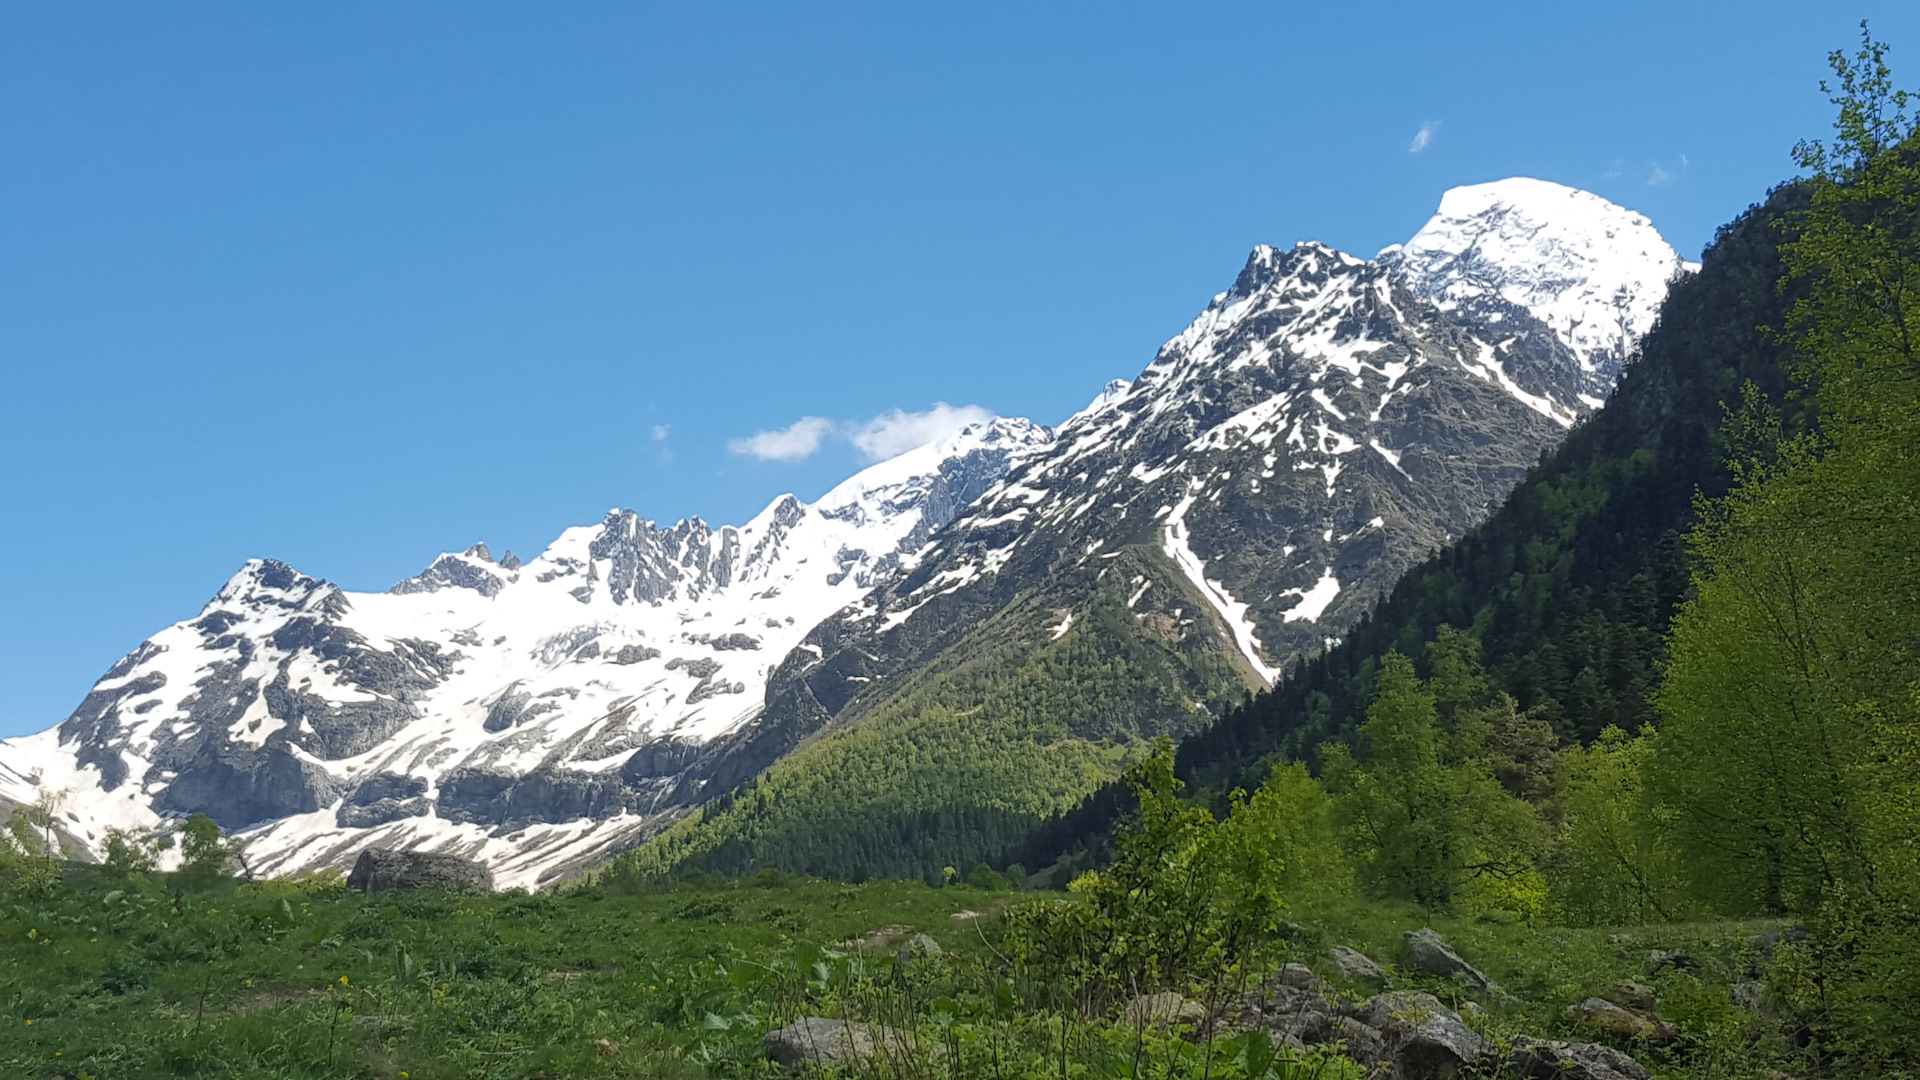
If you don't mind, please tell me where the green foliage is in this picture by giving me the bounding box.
[1550,726,1693,926]
[101,826,171,878]
[1322,652,1547,911]
[609,585,1238,886]
[1649,26,1920,1071]
[1001,742,1290,1014]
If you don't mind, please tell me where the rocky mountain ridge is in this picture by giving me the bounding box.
[0,420,1050,888]
[0,178,1691,888]
[621,179,1695,880]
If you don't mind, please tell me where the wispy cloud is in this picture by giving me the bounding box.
[727,403,996,464]
[846,403,995,462]
[1647,164,1675,186]
[1408,121,1440,154]
[728,416,835,462]
[651,424,671,441]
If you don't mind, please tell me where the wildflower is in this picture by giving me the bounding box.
[338,975,349,986]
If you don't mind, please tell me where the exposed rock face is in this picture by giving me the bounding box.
[1510,1037,1652,1080]
[346,849,493,894]
[0,180,1688,891]
[1404,929,1496,991]
[0,421,1051,889]
[737,182,1689,870]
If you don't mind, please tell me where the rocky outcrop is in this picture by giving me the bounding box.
[347,849,493,894]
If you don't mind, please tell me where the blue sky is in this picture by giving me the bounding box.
[4,1,1917,738]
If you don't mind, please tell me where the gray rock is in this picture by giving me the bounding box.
[897,933,943,960]
[666,656,722,679]
[1275,962,1319,990]
[1643,949,1696,976]
[1359,991,1490,1077]
[1299,1015,1385,1067]
[1570,998,1676,1047]
[1329,945,1387,986]
[1731,981,1766,1013]
[347,849,493,894]
[1405,928,1496,991]
[1123,992,1207,1029]
[334,795,431,828]
[1510,1036,1651,1080]
[764,1017,900,1067]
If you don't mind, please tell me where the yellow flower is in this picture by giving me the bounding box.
[338,975,349,986]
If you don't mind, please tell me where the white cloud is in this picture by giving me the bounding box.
[1408,121,1440,153]
[728,416,834,462]
[727,402,996,465]
[1647,164,1674,186]
[651,424,671,441]
[846,402,995,462]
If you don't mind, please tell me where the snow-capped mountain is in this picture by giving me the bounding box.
[0,420,1050,889]
[1,177,1690,889]
[716,179,1691,847]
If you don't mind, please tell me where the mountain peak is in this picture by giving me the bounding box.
[1385,177,1692,376]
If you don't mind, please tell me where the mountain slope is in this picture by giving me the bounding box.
[0,421,1050,889]
[1018,182,1813,875]
[612,179,1693,883]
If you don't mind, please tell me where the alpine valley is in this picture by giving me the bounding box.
[0,179,1692,889]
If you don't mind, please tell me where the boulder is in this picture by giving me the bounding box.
[1570,998,1677,1047]
[765,1017,900,1067]
[1607,981,1657,1012]
[1730,981,1767,1013]
[346,849,493,894]
[1275,962,1319,990]
[1242,983,1339,1041]
[1642,949,1696,977]
[897,933,943,961]
[1124,991,1207,1029]
[1303,1015,1386,1068]
[1510,1036,1651,1080]
[1329,945,1387,987]
[1404,929,1496,991]
[1360,991,1490,1078]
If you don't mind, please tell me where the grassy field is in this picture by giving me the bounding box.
[0,863,1803,1080]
